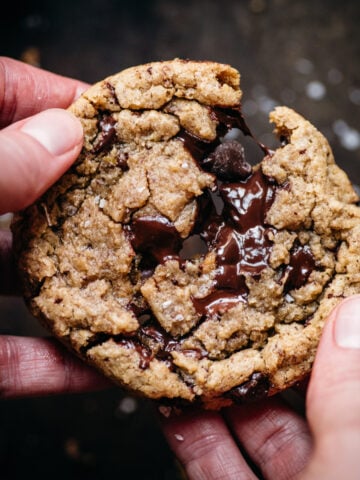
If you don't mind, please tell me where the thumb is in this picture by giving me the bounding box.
[0,108,83,214]
[304,295,360,479]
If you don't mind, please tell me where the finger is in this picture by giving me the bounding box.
[0,230,20,295]
[0,335,111,398]
[224,397,312,480]
[0,108,83,214]
[161,409,257,480]
[0,56,89,128]
[304,296,360,479]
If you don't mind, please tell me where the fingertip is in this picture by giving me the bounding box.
[304,296,360,480]
[73,83,90,101]
[333,295,360,349]
[312,295,360,361]
[0,109,83,213]
[306,295,360,438]
[20,108,83,157]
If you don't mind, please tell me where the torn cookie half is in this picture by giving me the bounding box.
[13,59,360,409]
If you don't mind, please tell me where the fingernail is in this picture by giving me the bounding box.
[21,109,83,156]
[334,296,360,349]
[73,83,89,101]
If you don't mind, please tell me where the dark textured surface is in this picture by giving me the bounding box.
[0,0,359,478]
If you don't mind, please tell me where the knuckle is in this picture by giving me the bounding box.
[255,416,305,467]
[0,335,18,397]
[0,57,17,128]
[183,431,225,461]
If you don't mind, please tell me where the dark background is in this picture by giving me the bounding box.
[1,1,359,478]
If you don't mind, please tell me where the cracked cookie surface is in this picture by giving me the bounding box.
[13,60,360,409]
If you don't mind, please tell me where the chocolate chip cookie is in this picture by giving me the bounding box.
[13,60,360,409]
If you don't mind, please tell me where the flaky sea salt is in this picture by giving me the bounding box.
[162,300,172,308]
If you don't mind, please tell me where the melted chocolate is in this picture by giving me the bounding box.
[127,215,182,264]
[127,108,278,318]
[140,325,206,358]
[118,338,152,369]
[211,107,251,134]
[192,290,247,317]
[215,226,274,277]
[220,170,275,232]
[284,243,316,292]
[126,106,316,327]
[80,322,206,371]
[225,372,270,403]
[193,170,276,316]
[177,129,219,163]
[211,107,272,156]
[92,115,117,153]
[116,324,207,370]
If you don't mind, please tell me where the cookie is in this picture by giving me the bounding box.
[13,60,360,409]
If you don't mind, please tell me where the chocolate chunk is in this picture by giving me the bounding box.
[80,333,112,354]
[117,151,129,171]
[140,325,169,345]
[118,338,152,370]
[211,107,251,135]
[92,115,117,153]
[178,106,270,165]
[203,141,251,181]
[284,243,316,292]
[137,325,207,369]
[225,372,270,403]
[280,135,289,146]
[104,81,120,106]
[127,215,183,264]
[178,129,219,163]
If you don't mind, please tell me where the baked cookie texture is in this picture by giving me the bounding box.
[13,59,360,409]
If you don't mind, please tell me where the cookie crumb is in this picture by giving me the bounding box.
[158,405,172,418]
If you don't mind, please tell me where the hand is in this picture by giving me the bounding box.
[0,57,110,398]
[162,296,360,480]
